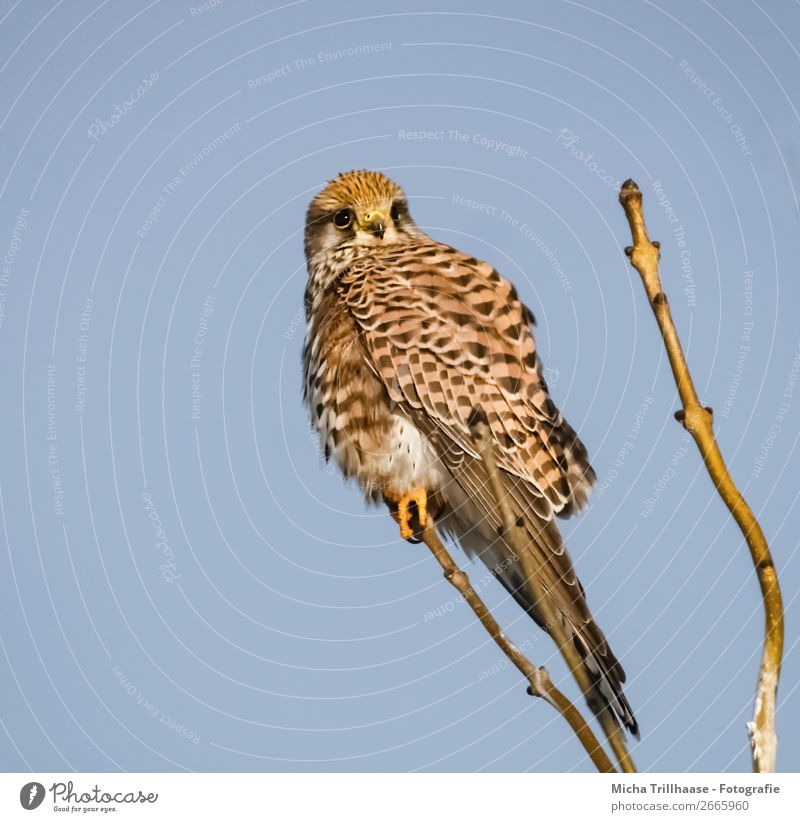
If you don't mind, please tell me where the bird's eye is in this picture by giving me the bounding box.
[390,203,401,221]
[333,209,352,229]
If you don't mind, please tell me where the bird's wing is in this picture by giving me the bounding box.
[338,240,595,517]
[338,240,638,736]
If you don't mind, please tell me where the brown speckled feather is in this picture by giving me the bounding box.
[338,240,595,516]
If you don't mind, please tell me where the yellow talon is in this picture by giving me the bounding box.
[385,487,428,540]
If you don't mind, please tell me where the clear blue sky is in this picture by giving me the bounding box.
[0,0,798,772]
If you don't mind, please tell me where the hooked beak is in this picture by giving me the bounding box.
[363,210,386,240]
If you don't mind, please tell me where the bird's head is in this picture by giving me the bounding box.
[304,170,421,265]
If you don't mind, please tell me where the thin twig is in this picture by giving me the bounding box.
[618,178,784,772]
[419,516,616,773]
[467,412,636,774]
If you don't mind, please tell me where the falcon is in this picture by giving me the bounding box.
[302,170,638,737]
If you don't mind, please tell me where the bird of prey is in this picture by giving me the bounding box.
[302,170,638,737]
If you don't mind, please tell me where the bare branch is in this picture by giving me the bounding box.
[419,517,616,773]
[618,178,784,773]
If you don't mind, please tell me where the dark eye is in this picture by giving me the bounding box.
[390,203,401,221]
[333,209,352,228]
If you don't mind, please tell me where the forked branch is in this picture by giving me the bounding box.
[618,178,784,772]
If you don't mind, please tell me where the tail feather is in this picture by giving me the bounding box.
[436,458,639,738]
[571,621,639,738]
[496,534,640,738]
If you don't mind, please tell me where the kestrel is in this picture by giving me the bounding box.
[302,170,638,737]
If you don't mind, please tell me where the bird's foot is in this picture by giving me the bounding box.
[384,487,428,542]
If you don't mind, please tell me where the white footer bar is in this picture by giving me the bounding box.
[1,773,796,821]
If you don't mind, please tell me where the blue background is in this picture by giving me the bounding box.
[0,0,798,772]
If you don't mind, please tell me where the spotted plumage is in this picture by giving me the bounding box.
[302,170,638,737]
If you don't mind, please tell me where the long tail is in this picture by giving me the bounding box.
[487,523,639,737]
[438,469,639,737]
